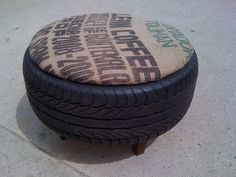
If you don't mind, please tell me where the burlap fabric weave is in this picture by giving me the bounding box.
[29,13,194,85]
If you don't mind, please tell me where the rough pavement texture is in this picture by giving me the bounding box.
[0,0,235,177]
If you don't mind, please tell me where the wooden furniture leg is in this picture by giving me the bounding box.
[133,141,147,155]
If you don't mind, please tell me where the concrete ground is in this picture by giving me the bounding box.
[0,0,235,176]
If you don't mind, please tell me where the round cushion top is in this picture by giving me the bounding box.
[29,13,194,85]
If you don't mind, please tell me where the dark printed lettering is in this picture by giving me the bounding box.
[32,25,53,40]
[43,64,55,74]
[58,56,95,82]
[66,15,86,35]
[111,23,160,83]
[100,73,130,85]
[110,14,132,28]
[126,55,157,67]
[52,35,84,55]
[121,47,150,55]
[84,29,130,84]
[30,37,49,65]
[132,67,160,83]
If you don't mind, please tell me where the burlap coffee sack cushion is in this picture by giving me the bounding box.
[29,13,194,85]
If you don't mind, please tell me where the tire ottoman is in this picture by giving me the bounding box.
[23,13,198,155]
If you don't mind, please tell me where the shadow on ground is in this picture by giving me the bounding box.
[16,94,155,164]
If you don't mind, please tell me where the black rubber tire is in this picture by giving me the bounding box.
[23,49,198,145]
